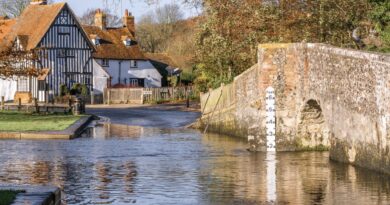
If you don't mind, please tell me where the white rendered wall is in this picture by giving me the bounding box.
[0,78,17,101]
[94,59,162,88]
[93,60,110,94]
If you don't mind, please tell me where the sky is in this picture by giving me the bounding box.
[53,0,200,22]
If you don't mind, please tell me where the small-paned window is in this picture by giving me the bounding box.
[102,59,109,67]
[57,50,74,58]
[18,77,29,92]
[85,76,91,85]
[67,50,75,58]
[92,38,100,46]
[129,78,144,87]
[58,26,70,35]
[57,49,66,58]
[130,60,137,68]
[124,39,131,46]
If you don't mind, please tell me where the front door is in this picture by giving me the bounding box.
[38,80,46,102]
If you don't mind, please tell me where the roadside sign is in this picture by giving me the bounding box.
[143,91,152,95]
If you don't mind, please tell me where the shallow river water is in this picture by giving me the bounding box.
[0,108,390,204]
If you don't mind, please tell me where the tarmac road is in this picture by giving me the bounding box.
[87,104,201,128]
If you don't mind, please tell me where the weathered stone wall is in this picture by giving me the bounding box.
[303,44,390,174]
[199,43,390,174]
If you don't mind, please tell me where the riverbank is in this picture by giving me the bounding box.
[0,111,81,132]
[0,185,60,205]
[0,114,93,140]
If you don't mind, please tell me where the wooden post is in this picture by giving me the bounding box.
[1,96,4,111]
[107,89,111,105]
[185,86,190,108]
[34,98,39,113]
[91,90,94,105]
[18,98,21,111]
[103,88,106,104]
[68,98,72,113]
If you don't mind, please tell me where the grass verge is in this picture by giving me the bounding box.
[0,190,22,205]
[0,111,82,132]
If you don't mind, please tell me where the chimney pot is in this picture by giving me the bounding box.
[123,9,135,36]
[95,9,107,30]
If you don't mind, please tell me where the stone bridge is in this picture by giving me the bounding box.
[198,43,390,174]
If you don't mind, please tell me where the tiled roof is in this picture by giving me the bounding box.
[145,53,178,68]
[0,3,66,51]
[0,3,94,52]
[83,25,146,60]
[0,19,17,41]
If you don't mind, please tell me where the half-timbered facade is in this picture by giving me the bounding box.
[0,0,94,102]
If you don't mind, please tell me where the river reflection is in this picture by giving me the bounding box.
[0,124,389,204]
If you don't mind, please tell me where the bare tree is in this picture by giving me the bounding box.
[156,3,183,24]
[0,0,30,17]
[0,0,53,18]
[137,3,184,52]
[137,13,162,52]
[102,0,203,13]
[79,8,122,28]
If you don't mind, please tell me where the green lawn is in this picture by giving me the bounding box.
[0,190,21,205]
[0,111,81,132]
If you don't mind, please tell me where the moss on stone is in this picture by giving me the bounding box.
[0,190,23,205]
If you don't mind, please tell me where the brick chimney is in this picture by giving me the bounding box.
[95,9,107,30]
[123,9,135,36]
[30,0,47,5]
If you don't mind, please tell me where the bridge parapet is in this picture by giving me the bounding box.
[199,43,390,174]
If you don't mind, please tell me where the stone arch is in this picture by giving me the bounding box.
[297,99,330,150]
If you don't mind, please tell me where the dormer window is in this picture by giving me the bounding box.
[124,39,131,46]
[122,36,132,46]
[92,38,100,46]
[90,34,101,46]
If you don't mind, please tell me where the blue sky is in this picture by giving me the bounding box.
[53,0,199,22]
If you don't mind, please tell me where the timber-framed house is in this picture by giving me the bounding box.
[0,0,95,102]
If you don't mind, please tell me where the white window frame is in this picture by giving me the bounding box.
[124,39,131,46]
[92,38,100,46]
[130,60,137,68]
[102,59,109,67]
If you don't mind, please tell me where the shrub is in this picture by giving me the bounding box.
[80,84,89,96]
[59,84,69,96]
[70,83,81,95]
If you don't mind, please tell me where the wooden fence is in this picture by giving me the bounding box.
[0,97,85,115]
[200,83,236,115]
[104,88,144,104]
[104,86,198,104]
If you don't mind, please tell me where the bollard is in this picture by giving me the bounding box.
[185,87,190,108]
[68,98,73,113]
[18,98,21,111]
[1,96,4,111]
[73,98,80,115]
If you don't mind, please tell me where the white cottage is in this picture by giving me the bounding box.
[83,9,163,95]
